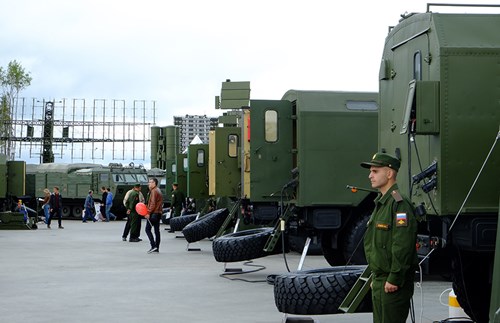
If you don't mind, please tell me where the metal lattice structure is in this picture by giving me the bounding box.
[1,98,156,163]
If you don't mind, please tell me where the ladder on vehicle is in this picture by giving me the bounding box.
[263,204,293,253]
[338,266,372,313]
[215,199,241,238]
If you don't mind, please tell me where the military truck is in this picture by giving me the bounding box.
[211,81,379,264]
[26,162,150,219]
[377,4,500,322]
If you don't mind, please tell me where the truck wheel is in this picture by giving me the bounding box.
[61,206,71,218]
[73,206,83,219]
[343,212,369,265]
[169,214,198,232]
[212,228,274,263]
[451,249,492,323]
[321,230,346,266]
[273,266,370,315]
[182,208,229,243]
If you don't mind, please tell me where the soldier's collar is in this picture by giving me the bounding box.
[378,183,400,204]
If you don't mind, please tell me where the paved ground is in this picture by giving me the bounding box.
[0,220,455,323]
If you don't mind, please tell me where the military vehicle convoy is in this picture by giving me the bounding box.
[1,2,494,320]
[150,4,500,319]
[152,82,380,263]
[230,86,379,264]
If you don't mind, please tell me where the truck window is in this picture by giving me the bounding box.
[197,149,205,167]
[346,101,378,111]
[124,174,135,182]
[228,134,238,158]
[414,51,422,81]
[265,110,278,142]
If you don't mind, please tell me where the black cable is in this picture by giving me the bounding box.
[219,260,267,283]
[279,186,291,273]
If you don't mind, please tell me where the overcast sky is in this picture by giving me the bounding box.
[2,0,499,165]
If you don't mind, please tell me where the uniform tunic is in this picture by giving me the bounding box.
[364,183,418,323]
[171,189,185,217]
[125,190,142,239]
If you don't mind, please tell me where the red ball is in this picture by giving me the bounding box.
[135,202,148,216]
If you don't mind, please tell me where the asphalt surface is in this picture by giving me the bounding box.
[0,220,456,323]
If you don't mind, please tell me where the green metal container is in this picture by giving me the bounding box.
[379,12,500,216]
[209,126,241,198]
[0,154,6,199]
[6,161,26,197]
[247,99,294,203]
[379,7,500,321]
[175,153,187,198]
[150,126,160,169]
[282,91,378,208]
[187,143,209,200]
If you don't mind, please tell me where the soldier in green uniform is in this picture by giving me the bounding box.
[361,153,418,323]
[171,182,186,217]
[125,183,143,242]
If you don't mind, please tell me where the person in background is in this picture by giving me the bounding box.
[166,182,186,233]
[15,200,28,224]
[49,186,64,229]
[42,188,51,224]
[170,182,186,218]
[123,183,144,242]
[99,186,108,221]
[83,190,96,223]
[145,178,163,253]
[105,187,116,221]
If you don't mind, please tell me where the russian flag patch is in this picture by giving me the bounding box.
[396,213,407,227]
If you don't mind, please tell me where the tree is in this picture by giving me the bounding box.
[0,60,32,158]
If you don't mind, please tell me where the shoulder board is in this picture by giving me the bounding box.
[391,190,403,202]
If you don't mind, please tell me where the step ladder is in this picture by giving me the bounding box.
[215,199,241,238]
[263,205,292,253]
[338,266,372,313]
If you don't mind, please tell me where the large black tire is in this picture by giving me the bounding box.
[343,213,370,265]
[182,208,229,243]
[273,266,369,315]
[169,214,198,232]
[451,249,493,323]
[212,228,274,263]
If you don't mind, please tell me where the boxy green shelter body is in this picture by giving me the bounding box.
[379,11,500,216]
[282,90,378,208]
[378,8,500,322]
